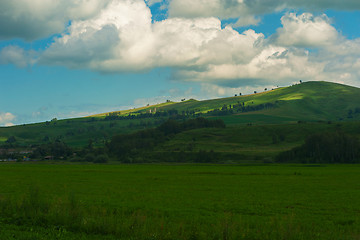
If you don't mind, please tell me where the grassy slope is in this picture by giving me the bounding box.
[156,81,360,123]
[90,101,176,118]
[92,81,360,122]
[0,81,359,147]
[0,117,163,147]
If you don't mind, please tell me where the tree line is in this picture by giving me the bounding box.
[207,102,276,116]
[103,102,277,120]
[276,131,360,163]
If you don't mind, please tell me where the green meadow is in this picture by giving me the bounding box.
[0,164,359,239]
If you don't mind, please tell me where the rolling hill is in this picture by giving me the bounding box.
[95,81,360,123]
[0,81,360,148]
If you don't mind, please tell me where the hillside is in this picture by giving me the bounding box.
[0,81,360,148]
[162,81,359,122]
[95,81,360,123]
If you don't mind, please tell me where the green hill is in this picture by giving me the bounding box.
[0,81,360,148]
[137,81,360,123]
[97,81,360,124]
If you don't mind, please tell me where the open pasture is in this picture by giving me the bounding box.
[0,164,359,239]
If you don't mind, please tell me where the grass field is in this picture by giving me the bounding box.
[0,163,359,239]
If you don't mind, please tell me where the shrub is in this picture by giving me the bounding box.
[94,154,109,163]
[84,153,96,162]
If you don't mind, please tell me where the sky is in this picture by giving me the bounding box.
[0,0,360,126]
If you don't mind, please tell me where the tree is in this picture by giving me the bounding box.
[254,91,257,94]
[87,139,94,150]
[94,154,109,163]
[6,136,16,143]
[84,153,96,162]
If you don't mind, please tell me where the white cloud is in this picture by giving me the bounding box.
[1,0,360,41]
[41,0,153,71]
[232,15,261,27]
[145,0,164,6]
[168,0,258,27]
[274,13,338,47]
[37,3,360,89]
[176,46,325,86]
[315,38,360,87]
[0,45,37,68]
[1,0,359,89]
[152,19,265,68]
[0,0,111,40]
[168,0,360,19]
[40,1,265,73]
[0,112,16,127]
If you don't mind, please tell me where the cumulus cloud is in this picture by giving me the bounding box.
[274,13,338,47]
[0,0,111,41]
[175,47,325,87]
[316,38,360,86]
[232,15,261,27]
[0,45,37,68]
[40,0,266,73]
[145,0,164,6]
[1,0,359,41]
[0,112,16,127]
[41,0,337,86]
[2,0,360,89]
[168,0,360,19]
[40,0,153,71]
[167,0,260,27]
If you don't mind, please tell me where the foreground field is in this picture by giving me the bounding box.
[0,164,359,239]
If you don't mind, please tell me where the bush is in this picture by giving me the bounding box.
[5,136,16,143]
[84,153,96,162]
[94,155,109,163]
[69,156,84,162]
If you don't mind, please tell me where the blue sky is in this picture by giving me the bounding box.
[0,0,360,126]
